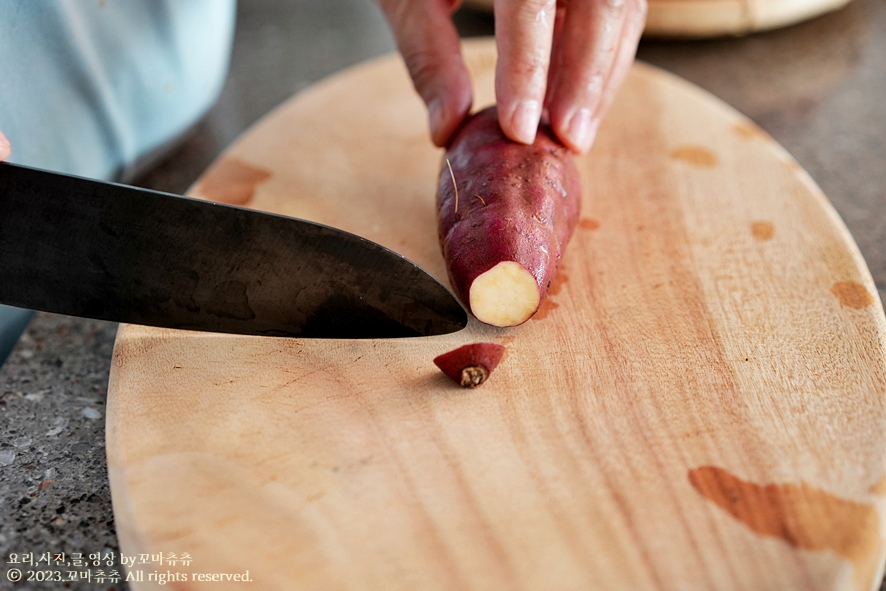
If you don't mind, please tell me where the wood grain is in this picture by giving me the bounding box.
[106,39,886,590]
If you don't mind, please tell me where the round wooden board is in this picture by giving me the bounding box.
[464,0,852,37]
[643,0,852,37]
[107,39,886,591]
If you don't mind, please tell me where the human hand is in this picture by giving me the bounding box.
[376,0,647,153]
[0,130,10,161]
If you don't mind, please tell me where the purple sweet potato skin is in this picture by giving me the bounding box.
[433,342,506,386]
[437,106,581,314]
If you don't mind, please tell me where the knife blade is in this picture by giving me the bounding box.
[0,162,467,338]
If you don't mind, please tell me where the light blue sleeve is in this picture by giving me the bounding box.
[0,0,237,364]
[0,0,236,179]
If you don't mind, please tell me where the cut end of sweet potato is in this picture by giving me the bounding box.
[468,261,540,327]
[434,342,506,388]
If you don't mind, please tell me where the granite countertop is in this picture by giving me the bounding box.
[1,0,884,589]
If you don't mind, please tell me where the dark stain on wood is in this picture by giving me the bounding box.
[751,221,775,241]
[689,465,882,591]
[533,268,568,320]
[831,281,874,309]
[197,156,272,205]
[579,218,601,231]
[670,146,719,168]
[869,474,886,496]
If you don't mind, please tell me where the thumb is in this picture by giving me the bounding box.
[377,0,473,146]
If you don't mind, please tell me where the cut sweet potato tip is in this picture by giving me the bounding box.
[469,261,540,327]
[434,342,506,388]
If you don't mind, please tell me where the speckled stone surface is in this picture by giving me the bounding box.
[1,0,884,589]
[0,315,120,590]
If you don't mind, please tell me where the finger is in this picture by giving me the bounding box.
[493,0,558,144]
[0,130,10,161]
[543,0,569,113]
[548,0,627,152]
[547,0,645,153]
[377,0,473,146]
[590,0,646,128]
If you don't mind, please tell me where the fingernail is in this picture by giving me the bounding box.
[566,109,598,153]
[510,100,541,144]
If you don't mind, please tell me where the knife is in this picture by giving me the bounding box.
[0,162,466,338]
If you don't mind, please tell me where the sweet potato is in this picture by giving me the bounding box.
[437,106,581,327]
[434,342,505,388]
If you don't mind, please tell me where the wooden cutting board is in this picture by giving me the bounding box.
[463,0,853,37]
[642,0,852,37]
[106,38,886,591]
